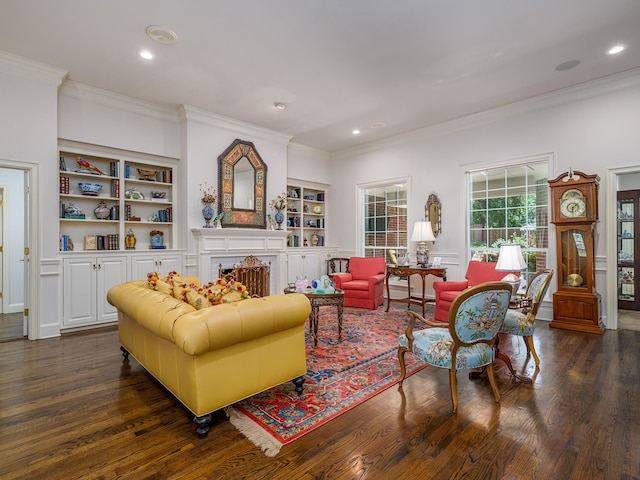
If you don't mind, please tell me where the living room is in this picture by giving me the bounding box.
[2,2,640,478]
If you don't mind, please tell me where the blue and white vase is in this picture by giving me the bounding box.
[274,209,285,230]
[202,202,214,228]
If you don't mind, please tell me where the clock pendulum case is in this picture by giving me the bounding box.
[548,170,605,334]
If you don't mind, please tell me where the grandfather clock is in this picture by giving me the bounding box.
[548,170,604,334]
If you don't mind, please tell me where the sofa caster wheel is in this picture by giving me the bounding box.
[194,414,212,438]
[120,346,130,360]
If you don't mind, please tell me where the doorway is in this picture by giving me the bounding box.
[0,166,28,341]
[608,168,640,331]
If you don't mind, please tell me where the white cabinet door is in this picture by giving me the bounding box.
[96,256,127,323]
[129,254,158,280]
[156,253,183,276]
[129,253,183,280]
[63,255,126,327]
[63,257,96,327]
[287,251,319,283]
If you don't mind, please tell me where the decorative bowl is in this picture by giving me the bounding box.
[78,182,102,196]
[150,191,166,199]
[137,168,158,181]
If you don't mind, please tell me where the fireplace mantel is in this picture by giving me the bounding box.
[191,228,289,293]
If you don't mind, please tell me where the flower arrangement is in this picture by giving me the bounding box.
[149,230,164,237]
[270,192,287,211]
[199,182,217,204]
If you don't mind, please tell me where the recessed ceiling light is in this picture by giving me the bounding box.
[146,25,179,45]
[607,44,626,55]
[370,122,386,129]
[352,129,361,135]
[555,60,580,71]
[274,102,286,110]
[138,49,154,60]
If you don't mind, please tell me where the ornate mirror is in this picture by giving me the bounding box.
[218,139,267,228]
[425,193,441,237]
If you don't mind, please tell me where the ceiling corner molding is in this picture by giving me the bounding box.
[179,105,292,146]
[0,50,67,86]
[288,142,331,157]
[333,67,640,161]
[59,80,179,124]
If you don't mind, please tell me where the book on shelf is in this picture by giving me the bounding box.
[124,164,130,179]
[111,179,120,197]
[59,156,67,171]
[59,176,70,194]
[109,161,119,177]
[316,192,324,201]
[60,235,72,251]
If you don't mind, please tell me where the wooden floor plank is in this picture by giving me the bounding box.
[1,320,640,479]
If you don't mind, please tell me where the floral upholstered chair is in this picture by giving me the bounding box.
[398,282,512,413]
[499,269,554,369]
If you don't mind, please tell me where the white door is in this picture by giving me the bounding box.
[129,254,161,280]
[96,255,127,323]
[63,257,97,327]
[0,187,3,315]
[157,253,182,277]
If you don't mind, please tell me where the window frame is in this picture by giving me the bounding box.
[465,155,552,283]
[358,177,410,260]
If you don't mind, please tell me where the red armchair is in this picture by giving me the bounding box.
[333,256,386,309]
[433,261,508,322]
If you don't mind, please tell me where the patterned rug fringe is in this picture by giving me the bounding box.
[225,406,283,457]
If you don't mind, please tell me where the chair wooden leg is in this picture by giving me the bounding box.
[524,335,540,366]
[449,368,458,413]
[486,363,501,403]
[397,347,408,386]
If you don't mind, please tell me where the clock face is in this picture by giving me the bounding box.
[312,205,323,214]
[560,189,587,218]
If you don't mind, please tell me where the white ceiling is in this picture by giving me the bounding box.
[1,0,640,153]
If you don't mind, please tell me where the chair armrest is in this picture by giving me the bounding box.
[403,310,445,350]
[333,273,353,288]
[433,280,469,302]
[433,280,469,293]
[369,273,386,285]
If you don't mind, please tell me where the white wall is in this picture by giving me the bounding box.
[331,71,640,327]
[0,51,66,338]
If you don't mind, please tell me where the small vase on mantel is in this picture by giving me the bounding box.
[202,202,214,228]
[274,209,285,230]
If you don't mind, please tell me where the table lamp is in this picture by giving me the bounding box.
[411,221,436,267]
[496,243,527,299]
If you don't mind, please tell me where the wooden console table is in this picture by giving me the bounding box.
[385,265,447,316]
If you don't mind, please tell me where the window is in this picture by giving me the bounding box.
[363,182,408,259]
[468,160,549,281]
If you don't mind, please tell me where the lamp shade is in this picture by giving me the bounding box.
[496,244,526,271]
[410,221,436,243]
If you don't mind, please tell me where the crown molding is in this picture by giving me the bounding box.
[179,105,292,146]
[288,142,332,159]
[0,50,67,86]
[59,80,179,123]
[333,67,640,161]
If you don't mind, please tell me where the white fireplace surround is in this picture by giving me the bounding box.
[192,228,289,294]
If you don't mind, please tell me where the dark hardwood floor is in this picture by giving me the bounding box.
[1,308,639,480]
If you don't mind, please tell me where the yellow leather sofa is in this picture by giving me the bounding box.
[106,279,311,437]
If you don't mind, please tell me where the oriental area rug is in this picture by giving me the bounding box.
[225,306,427,457]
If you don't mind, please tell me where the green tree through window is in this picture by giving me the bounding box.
[468,160,549,281]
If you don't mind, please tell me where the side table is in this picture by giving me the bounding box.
[385,265,447,316]
[285,288,345,347]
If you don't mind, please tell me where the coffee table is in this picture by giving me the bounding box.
[285,288,345,346]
